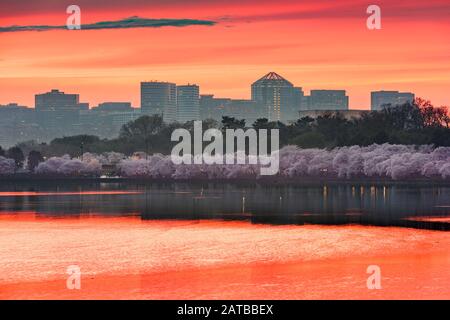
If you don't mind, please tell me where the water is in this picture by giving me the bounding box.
[0,181,449,299]
[0,181,448,230]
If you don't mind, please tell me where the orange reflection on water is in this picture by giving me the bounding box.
[0,214,448,300]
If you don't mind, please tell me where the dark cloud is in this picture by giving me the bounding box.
[0,16,216,33]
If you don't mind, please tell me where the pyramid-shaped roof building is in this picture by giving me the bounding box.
[252,72,293,87]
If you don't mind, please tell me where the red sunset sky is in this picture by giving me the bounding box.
[0,0,449,109]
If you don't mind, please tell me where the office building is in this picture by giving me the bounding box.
[308,90,349,110]
[93,102,133,113]
[251,72,297,122]
[200,95,263,125]
[35,89,88,138]
[371,91,415,111]
[200,95,230,121]
[140,82,177,122]
[80,105,141,138]
[177,84,200,123]
[0,103,38,147]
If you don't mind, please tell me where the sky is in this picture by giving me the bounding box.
[0,0,449,109]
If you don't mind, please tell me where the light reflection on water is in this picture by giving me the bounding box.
[0,181,448,231]
[0,182,449,299]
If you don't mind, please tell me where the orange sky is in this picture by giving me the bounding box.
[0,0,449,109]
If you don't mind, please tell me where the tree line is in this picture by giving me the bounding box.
[1,98,449,170]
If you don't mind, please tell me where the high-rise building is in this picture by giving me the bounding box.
[292,87,309,112]
[177,84,200,123]
[371,91,415,111]
[140,82,177,122]
[308,90,349,110]
[81,102,139,138]
[251,72,297,122]
[110,109,142,129]
[200,95,231,121]
[224,99,261,126]
[0,103,37,147]
[35,89,80,112]
[35,89,87,137]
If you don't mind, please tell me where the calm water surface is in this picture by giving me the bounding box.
[0,181,449,299]
[0,181,448,230]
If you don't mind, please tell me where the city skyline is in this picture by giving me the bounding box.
[1,0,449,108]
[0,71,418,147]
[1,72,418,111]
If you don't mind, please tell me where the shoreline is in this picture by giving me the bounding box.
[1,175,450,186]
